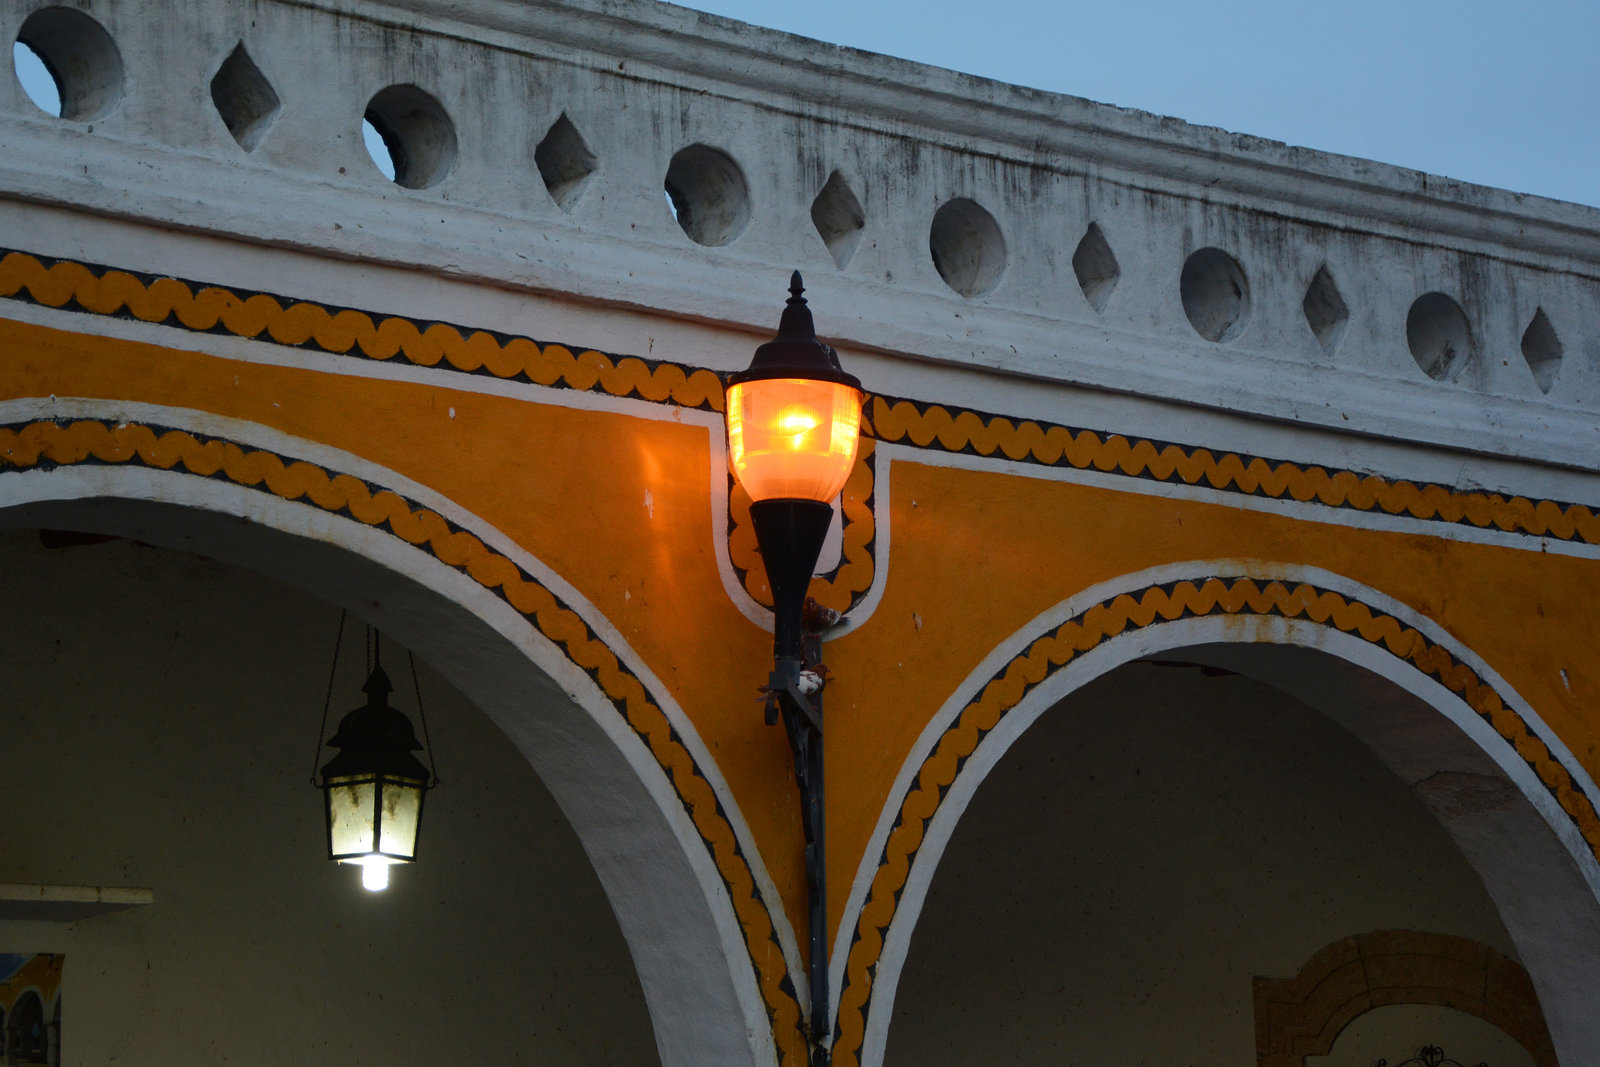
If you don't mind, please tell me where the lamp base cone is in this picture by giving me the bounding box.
[748,498,834,661]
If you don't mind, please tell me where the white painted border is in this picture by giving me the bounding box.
[838,559,1600,1065]
[820,444,891,640]
[873,440,1600,562]
[0,397,804,1066]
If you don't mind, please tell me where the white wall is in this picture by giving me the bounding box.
[887,662,1533,1065]
[0,530,658,1065]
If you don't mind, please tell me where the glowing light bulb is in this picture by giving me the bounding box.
[775,404,820,444]
[360,858,390,892]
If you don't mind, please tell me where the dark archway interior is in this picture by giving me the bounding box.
[0,528,658,1063]
[887,660,1543,1065]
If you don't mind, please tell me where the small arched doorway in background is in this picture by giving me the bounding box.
[1256,929,1552,1066]
[11,991,45,1064]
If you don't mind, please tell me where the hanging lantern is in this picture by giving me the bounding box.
[317,658,431,892]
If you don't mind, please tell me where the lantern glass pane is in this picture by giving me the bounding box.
[377,777,425,860]
[727,378,861,502]
[327,776,376,857]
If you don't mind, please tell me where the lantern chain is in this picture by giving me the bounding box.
[310,608,347,787]
[408,647,440,787]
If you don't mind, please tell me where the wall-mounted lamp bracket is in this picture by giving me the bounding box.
[764,651,823,731]
[763,633,831,1064]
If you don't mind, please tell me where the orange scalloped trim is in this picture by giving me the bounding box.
[828,576,1600,1067]
[0,252,727,409]
[870,396,1600,545]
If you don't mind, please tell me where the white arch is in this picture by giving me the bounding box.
[0,404,790,1066]
[849,561,1600,1067]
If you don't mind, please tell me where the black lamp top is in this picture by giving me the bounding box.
[320,663,431,782]
[727,272,862,390]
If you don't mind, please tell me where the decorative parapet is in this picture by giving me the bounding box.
[0,0,1598,475]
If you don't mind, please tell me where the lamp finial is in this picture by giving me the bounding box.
[777,270,815,340]
[362,663,393,705]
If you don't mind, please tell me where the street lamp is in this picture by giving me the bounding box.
[314,625,436,892]
[726,271,863,1064]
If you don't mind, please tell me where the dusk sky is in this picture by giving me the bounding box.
[682,0,1600,209]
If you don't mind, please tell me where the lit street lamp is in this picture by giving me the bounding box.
[726,272,863,1065]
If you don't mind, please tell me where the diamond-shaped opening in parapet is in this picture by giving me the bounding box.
[1521,307,1562,395]
[210,42,279,152]
[1302,265,1348,353]
[810,171,865,269]
[535,113,596,212]
[1071,222,1119,313]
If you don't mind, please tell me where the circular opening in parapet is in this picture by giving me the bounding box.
[1180,247,1250,342]
[14,7,124,121]
[664,144,751,247]
[363,84,457,190]
[1406,292,1473,381]
[929,198,1006,298]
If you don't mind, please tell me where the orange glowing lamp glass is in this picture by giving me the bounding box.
[727,378,861,502]
[726,272,863,505]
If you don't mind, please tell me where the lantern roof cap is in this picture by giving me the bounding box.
[727,272,862,390]
[320,664,430,782]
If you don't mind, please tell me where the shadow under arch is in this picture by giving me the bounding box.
[0,412,798,1067]
[835,563,1600,1067]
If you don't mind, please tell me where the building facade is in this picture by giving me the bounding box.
[2,0,1598,1064]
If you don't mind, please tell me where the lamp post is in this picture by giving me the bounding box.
[726,272,863,1065]
[314,629,435,892]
